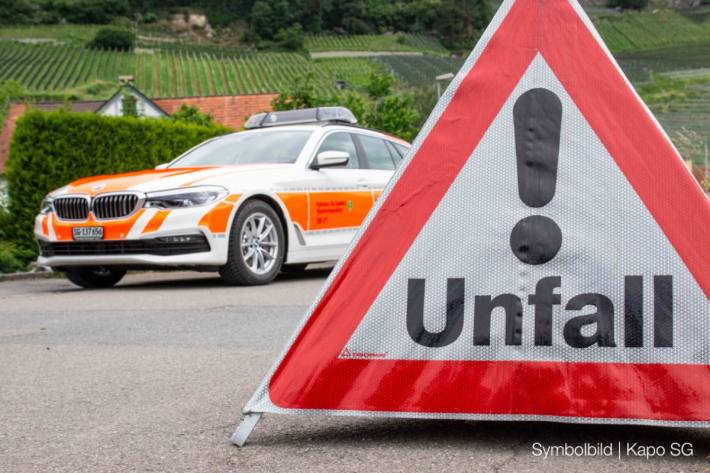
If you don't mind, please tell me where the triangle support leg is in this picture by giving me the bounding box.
[230,412,262,447]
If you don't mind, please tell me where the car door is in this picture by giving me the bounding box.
[305,131,374,239]
[352,133,399,202]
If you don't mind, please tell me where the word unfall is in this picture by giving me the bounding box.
[405,276,673,349]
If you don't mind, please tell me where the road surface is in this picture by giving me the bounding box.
[0,271,707,472]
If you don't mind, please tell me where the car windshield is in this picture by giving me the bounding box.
[169,130,312,167]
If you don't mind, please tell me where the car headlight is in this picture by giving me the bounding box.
[39,196,54,214]
[144,186,228,209]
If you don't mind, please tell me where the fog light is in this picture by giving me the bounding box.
[159,235,203,244]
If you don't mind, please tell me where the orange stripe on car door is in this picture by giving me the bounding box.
[277,192,309,230]
[142,210,171,234]
[309,191,372,231]
[198,194,241,233]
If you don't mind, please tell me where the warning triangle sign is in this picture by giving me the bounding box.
[233,0,710,443]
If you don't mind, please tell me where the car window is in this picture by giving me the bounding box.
[385,141,403,166]
[358,134,395,170]
[170,130,311,167]
[393,142,410,160]
[316,132,359,169]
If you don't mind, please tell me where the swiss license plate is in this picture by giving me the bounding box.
[72,226,104,241]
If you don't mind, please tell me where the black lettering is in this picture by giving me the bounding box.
[473,294,523,346]
[654,275,673,347]
[528,276,561,346]
[624,276,643,348]
[406,278,464,348]
[564,293,616,348]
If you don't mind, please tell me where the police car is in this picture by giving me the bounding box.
[35,107,410,287]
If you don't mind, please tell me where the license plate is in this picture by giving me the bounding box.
[72,226,104,241]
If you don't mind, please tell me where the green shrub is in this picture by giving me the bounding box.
[0,208,31,273]
[57,0,130,24]
[272,73,420,141]
[0,80,24,133]
[365,93,421,142]
[0,243,25,273]
[5,110,230,262]
[88,27,135,51]
[170,104,215,126]
[275,23,305,51]
[365,71,396,99]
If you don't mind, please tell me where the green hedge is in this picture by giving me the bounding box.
[5,109,230,262]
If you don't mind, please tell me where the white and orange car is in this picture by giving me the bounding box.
[34,107,410,288]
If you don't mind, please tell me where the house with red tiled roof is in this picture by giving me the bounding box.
[0,85,276,175]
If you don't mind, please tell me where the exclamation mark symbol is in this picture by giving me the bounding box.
[510,88,563,265]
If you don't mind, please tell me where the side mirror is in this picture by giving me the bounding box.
[311,151,349,169]
[155,163,169,170]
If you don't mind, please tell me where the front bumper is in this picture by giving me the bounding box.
[34,202,237,268]
[37,232,228,268]
[39,234,211,257]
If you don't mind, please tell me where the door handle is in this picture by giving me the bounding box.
[357,179,372,189]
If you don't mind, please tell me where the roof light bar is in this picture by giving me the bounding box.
[244,107,357,129]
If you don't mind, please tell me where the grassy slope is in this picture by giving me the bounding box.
[638,73,710,164]
[591,8,710,53]
[304,9,710,55]
[0,24,99,46]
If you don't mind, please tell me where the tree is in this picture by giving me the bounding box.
[275,23,305,51]
[249,1,273,39]
[170,104,215,126]
[299,0,324,34]
[0,0,37,24]
[272,73,327,111]
[365,71,395,99]
[249,0,292,40]
[88,27,135,51]
[272,74,420,142]
[340,0,369,33]
[435,0,492,50]
[607,0,648,9]
[57,0,131,24]
[270,0,292,33]
[365,93,421,142]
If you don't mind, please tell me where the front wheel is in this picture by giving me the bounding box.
[64,268,126,289]
[219,200,285,286]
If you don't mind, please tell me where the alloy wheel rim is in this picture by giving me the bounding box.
[240,212,278,275]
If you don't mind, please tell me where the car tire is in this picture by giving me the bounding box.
[219,200,285,286]
[64,268,126,288]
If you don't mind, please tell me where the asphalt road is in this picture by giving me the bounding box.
[0,270,707,472]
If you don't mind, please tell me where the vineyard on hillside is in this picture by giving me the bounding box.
[592,9,710,53]
[616,44,710,82]
[0,42,334,97]
[650,72,710,165]
[313,57,386,88]
[304,34,448,54]
[375,55,464,87]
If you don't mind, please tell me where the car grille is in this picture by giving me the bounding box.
[53,197,89,220]
[38,235,210,257]
[93,194,140,219]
